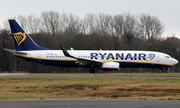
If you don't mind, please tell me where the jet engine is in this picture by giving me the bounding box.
[102,62,120,71]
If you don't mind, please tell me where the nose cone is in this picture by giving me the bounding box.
[172,58,178,65]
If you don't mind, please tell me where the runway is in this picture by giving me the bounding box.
[0,73,28,76]
[0,100,180,108]
[0,73,180,78]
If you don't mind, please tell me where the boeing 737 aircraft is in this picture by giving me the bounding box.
[4,19,178,73]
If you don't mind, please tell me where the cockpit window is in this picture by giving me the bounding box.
[165,56,170,58]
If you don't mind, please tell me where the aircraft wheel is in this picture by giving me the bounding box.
[89,68,95,73]
[158,70,162,73]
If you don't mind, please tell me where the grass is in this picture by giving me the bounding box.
[0,74,180,100]
[21,73,180,77]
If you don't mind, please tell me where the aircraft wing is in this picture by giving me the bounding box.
[4,48,27,55]
[75,57,103,66]
[60,45,103,66]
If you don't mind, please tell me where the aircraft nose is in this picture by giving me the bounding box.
[172,58,178,65]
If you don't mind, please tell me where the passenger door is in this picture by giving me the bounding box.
[156,54,160,62]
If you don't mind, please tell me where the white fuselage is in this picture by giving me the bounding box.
[14,50,178,69]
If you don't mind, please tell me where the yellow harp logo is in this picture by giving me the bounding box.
[13,32,26,46]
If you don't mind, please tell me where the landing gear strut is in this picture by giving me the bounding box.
[158,67,169,73]
[89,68,95,73]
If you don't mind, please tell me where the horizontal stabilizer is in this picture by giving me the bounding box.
[4,48,27,55]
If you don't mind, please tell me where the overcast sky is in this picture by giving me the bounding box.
[0,0,180,38]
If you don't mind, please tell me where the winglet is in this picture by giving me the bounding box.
[60,44,72,57]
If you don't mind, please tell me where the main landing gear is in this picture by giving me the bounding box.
[158,70,162,73]
[89,68,95,73]
[158,67,170,73]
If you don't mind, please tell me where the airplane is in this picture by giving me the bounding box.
[4,19,178,73]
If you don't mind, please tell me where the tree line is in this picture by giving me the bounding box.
[0,11,179,73]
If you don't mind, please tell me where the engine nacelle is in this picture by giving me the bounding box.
[102,62,120,71]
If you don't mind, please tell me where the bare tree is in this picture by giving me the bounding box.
[38,11,61,36]
[3,15,39,34]
[111,14,124,37]
[123,12,137,35]
[26,14,39,33]
[17,15,28,31]
[84,13,97,34]
[61,12,82,36]
[138,13,165,40]
[3,16,17,31]
[95,13,112,36]
[80,18,88,34]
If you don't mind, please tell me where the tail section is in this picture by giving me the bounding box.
[9,19,50,51]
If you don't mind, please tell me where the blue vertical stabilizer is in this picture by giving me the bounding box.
[9,19,50,51]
